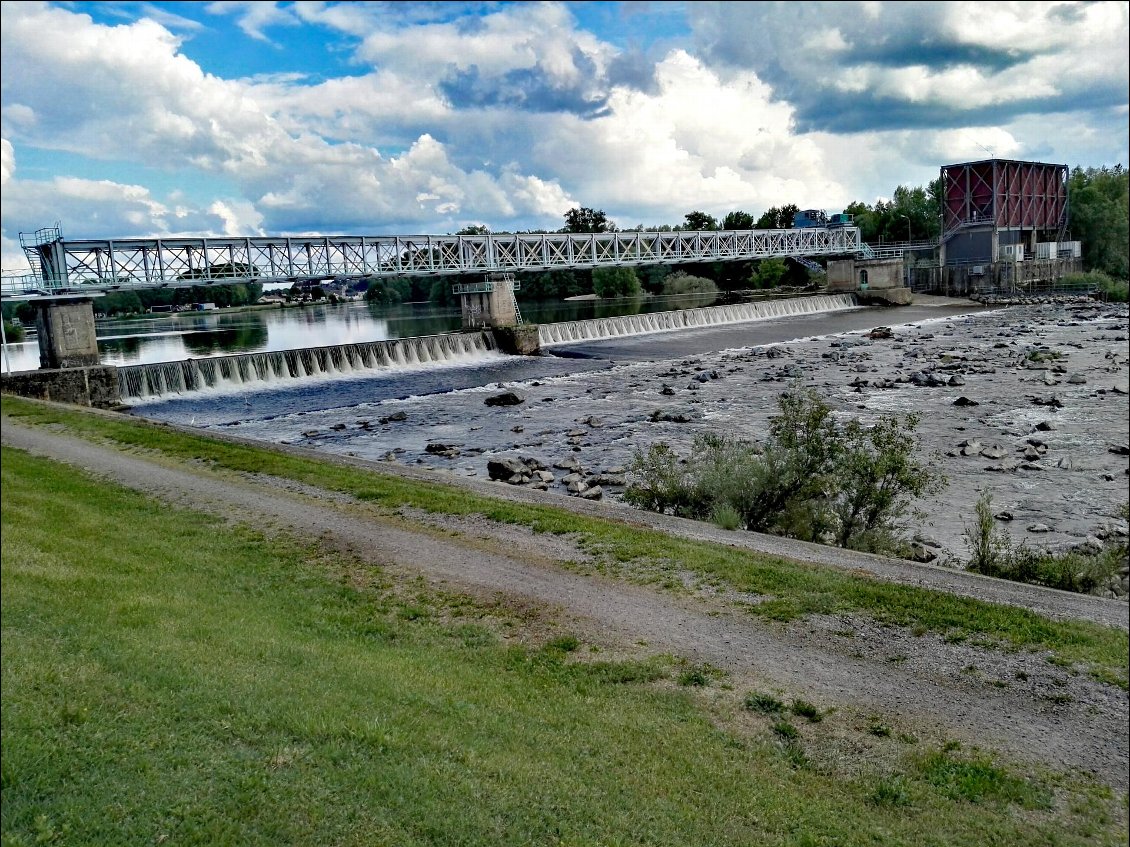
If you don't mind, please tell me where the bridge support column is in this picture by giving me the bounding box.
[455,273,523,331]
[34,296,101,369]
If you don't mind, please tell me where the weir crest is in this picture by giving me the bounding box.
[537,294,859,345]
[118,332,499,401]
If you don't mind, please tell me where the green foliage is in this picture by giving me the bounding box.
[964,491,1127,595]
[771,720,799,740]
[1069,165,1129,280]
[364,276,411,305]
[743,692,784,714]
[2,319,25,343]
[563,206,613,233]
[790,700,822,722]
[751,257,788,288]
[754,204,799,229]
[916,750,1052,808]
[592,266,642,298]
[1058,270,1128,301]
[682,211,718,231]
[626,390,944,555]
[662,272,718,296]
[722,211,754,230]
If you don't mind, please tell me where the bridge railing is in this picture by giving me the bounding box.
[5,227,864,300]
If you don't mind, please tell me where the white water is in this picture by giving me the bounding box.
[118,332,499,401]
[537,294,859,345]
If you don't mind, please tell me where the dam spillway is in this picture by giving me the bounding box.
[537,294,860,346]
[118,331,499,401]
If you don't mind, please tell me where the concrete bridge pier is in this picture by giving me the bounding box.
[0,295,121,408]
[453,274,541,354]
[34,295,101,368]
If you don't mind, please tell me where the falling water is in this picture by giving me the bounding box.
[537,293,859,345]
[118,331,499,400]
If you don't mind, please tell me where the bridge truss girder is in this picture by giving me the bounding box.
[7,227,862,299]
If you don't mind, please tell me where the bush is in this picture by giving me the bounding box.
[662,272,718,296]
[1060,270,1128,302]
[2,320,25,343]
[626,389,945,553]
[964,492,1127,594]
[592,266,642,298]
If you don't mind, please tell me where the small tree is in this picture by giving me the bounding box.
[752,258,788,288]
[593,266,641,298]
[563,207,612,233]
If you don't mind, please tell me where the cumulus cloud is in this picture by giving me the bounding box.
[1,138,13,186]
[689,1,1129,133]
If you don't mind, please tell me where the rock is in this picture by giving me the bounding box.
[580,485,604,501]
[868,326,894,340]
[953,396,979,407]
[980,445,1006,459]
[960,440,982,457]
[1109,445,1130,456]
[994,511,1014,521]
[1027,523,1053,533]
[485,390,525,407]
[425,443,461,457]
[379,410,408,423]
[649,408,699,424]
[660,385,675,396]
[487,457,529,480]
[588,473,627,487]
[302,430,319,438]
[565,479,588,494]
[330,423,347,431]
[535,470,555,483]
[907,543,937,563]
[580,415,604,427]
[1066,374,1087,385]
[561,472,584,485]
[1034,420,1057,431]
[553,456,582,472]
[1022,446,1043,461]
[1056,456,1074,470]
[948,375,966,387]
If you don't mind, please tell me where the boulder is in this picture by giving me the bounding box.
[487,457,529,481]
[485,390,526,407]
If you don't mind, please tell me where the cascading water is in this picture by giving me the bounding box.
[537,293,859,346]
[118,332,499,401]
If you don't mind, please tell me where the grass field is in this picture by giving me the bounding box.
[2,404,1127,844]
[3,395,1127,689]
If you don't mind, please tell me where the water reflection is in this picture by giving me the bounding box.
[3,291,744,372]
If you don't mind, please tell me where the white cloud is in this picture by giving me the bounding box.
[203,1,299,43]
[1,138,13,186]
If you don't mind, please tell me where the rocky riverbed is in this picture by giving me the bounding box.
[209,295,1130,595]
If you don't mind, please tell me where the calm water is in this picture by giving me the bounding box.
[2,292,723,373]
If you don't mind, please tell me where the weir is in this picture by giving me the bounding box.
[118,332,498,401]
[538,293,859,346]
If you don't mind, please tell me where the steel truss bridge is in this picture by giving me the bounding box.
[4,225,865,300]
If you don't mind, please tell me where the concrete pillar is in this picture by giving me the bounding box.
[34,296,101,369]
[458,275,520,330]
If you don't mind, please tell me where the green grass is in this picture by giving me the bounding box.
[4,396,1125,691]
[1,445,1124,845]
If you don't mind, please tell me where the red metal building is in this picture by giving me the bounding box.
[939,159,1069,265]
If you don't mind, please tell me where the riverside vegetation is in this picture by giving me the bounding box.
[2,396,1127,845]
[624,388,1129,598]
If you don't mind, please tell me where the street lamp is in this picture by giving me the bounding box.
[900,214,911,243]
[900,215,912,287]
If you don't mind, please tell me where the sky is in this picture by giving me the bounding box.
[1,0,1127,273]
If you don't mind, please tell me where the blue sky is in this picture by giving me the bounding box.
[2,1,1127,271]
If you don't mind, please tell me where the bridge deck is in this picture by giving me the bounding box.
[5,227,866,299]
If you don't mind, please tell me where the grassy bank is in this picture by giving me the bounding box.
[3,396,1126,690]
[2,444,1124,845]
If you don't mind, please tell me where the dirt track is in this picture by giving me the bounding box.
[3,416,1127,793]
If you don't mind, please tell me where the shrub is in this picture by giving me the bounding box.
[662,272,718,296]
[965,492,1127,594]
[2,320,24,343]
[790,700,822,722]
[743,692,784,714]
[626,389,945,554]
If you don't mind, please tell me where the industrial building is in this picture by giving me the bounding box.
[915,158,1082,294]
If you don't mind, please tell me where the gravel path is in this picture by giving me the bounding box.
[3,417,1128,793]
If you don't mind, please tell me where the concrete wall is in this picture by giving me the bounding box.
[460,282,520,330]
[827,258,905,291]
[35,297,101,369]
[1,365,122,408]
